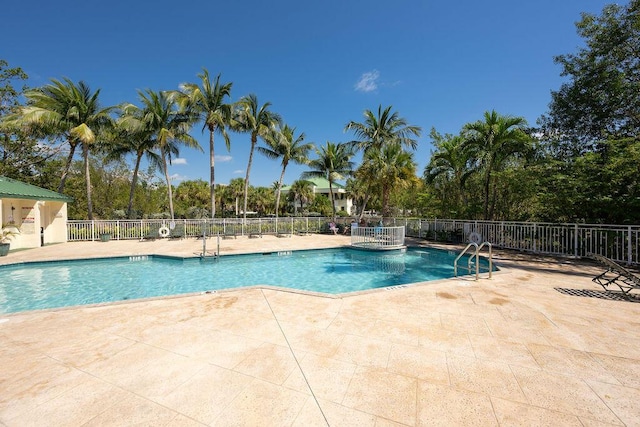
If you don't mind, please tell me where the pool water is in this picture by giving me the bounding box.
[0,247,493,313]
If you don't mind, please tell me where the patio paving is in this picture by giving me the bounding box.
[1,235,639,426]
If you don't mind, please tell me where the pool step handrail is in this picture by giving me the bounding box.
[454,241,493,280]
[454,242,478,278]
[477,241,493,279]
[199,222,219,259]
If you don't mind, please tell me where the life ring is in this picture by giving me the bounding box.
[469,232,482,244]
[159,226,170,238]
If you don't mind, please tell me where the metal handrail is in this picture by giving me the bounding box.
[477,241,493,279]
[454,241,493,280]
[454,242,478,278]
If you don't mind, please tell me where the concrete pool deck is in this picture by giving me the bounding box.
[1,235,639,426]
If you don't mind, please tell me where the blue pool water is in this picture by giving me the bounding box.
[0,247,493,313]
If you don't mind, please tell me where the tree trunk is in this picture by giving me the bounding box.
[83,143,94,220]
[163,155,175,220]
[329,180,336,221]
[483,168,491,220]
[209,128,216,218]
[58,140,78,193]
[381,185,390,218]
[127,151,143,219]
[243,134,257,222]
[358,193,371,221]
[275,163,287,218]
[489,178,498,221]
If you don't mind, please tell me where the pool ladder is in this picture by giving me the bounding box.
[454,242,493,280]
[199,224,219,260]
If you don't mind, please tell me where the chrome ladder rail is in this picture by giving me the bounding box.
[454,242,478,278]
[477,241,493,279]
[454,241,493,280]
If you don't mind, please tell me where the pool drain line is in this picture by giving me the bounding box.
[260,290,330,426]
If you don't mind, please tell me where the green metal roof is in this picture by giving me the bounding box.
[281,177,345,191]
[0,176,73,202]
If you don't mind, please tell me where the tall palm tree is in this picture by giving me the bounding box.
[345,104,421,154]
[258,124,314,217]
[362,145,417,217]
[463,110,532,220]
[302,142,355,220]
[134,89,200,220]
[10,78,114,219]
[108,105,160,218]
[178,69,233,218]
[232,94,281,221]
[287,179,314,215]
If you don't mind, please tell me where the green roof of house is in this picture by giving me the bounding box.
[0,176,73,202]
[281,177,345,191]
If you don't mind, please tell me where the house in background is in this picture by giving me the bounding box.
[0,176,73,249]
[281,177,354,215]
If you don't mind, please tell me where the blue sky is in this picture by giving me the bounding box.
[5,0,611,188]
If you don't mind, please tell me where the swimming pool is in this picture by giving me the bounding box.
[0,247,493,313]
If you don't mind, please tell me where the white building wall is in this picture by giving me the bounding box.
[1,198,69,249]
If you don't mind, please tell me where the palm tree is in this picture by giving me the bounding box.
[258,124,314,218]
[350,162,380,220]
[251,186,273,216]
[362,145,417,217]
[345,104,421,154]
[224,177,245,217]
[463,110,532,220]
[108,105,160,218]
[178,69,233,218]
[232,94,281,221]
[134,89,200,220]
[287,179,314,215]
[424,130,474,215]
[10,78,114,219]
[303,142,355,220]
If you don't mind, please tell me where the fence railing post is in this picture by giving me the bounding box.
[628,225,633,265]
[574,224,579,258]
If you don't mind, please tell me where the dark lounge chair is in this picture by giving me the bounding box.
[589,254,640,300]
[141,227,160,241]
[170,224,185,239]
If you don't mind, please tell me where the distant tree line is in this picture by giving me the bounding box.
[1,1,638,223]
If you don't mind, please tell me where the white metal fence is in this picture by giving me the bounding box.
[67,217,333,241]
[395,218,640,265]
[351,226,406,250]
[67,217,640,265]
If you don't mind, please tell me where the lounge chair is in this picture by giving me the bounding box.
[170,224,185,239]
[141,227,160,241]
[296,227,311,236]
[589,254,640,300]
[223,228,237,239]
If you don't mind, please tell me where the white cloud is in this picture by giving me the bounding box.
[170,173,187,182]
[172,158,187,165]
[354,70,380,93]
[233,169,244,175]
[215,155,233,162]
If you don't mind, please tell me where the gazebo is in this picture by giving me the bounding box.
[0,176,73,250]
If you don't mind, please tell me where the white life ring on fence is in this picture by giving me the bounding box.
[469,232,482,244]
[159,226,170,238]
